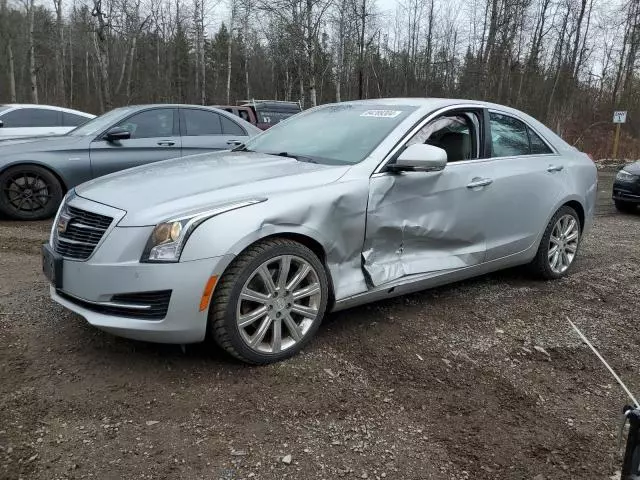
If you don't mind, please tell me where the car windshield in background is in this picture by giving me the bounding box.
[243,104,416,165]
[67,107,136,136]
[257,110,297,125]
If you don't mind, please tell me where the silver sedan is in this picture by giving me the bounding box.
[43,98,597,364]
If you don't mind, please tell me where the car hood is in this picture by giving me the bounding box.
[622,161,640,175]
[75,151,352,226]
[0,134,86,153]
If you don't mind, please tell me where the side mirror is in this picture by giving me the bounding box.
[104,126,131,142]
[388,143,447,172]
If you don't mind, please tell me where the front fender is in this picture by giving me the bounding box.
[180,178,371,301]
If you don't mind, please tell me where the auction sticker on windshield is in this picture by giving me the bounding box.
[360,110,403,118]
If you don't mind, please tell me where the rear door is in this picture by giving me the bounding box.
[89,107,181,178]
[180,108,251,155]
[0,107,64,138]
[482,110,566,261]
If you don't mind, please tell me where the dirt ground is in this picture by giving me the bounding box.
[1,167,639,480]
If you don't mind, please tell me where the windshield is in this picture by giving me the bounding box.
[67,106,136,136]
[0,106,10,115]
[242,104,416,165]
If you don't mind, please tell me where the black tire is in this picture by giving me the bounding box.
[615,200,637,213]
[529,205,581,280]
[208,238,329,365]
[0,165,63,220]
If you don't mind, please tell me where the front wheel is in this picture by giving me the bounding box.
[530,206,581,280]
[209,238,329,364]
[0,165,63,220]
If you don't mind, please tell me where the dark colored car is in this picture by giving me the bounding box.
[215,100,302,130]
[612,161,640,213]
[0,104,260,220]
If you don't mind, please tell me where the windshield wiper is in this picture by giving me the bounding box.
[271,152,318,164]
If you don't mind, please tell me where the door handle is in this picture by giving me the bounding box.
[467,178,493,189]
[157,140,175,146]
[547,165,564,172]
[226,139,242,146]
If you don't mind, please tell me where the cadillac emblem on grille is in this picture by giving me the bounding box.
[57,214,70,234]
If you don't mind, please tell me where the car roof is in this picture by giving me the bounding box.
[0,104,95,117]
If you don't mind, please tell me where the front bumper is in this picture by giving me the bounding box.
[46,195,234,344]
[613,179,640,204]
[50,254,232,344]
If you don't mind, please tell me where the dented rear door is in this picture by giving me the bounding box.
[362,163,492,287]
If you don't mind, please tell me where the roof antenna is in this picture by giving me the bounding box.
[567,317,638,407]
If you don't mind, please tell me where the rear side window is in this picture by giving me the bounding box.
[1,108,61,127]
[182,109,222,136]
[490,113,530,157]
[221,115,246,136]
[528,127,553,154]
[63,112,90,127]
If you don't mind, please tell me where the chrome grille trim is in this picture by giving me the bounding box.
[53,204,113,261]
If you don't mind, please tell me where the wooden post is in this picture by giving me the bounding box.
[613,123,622,159]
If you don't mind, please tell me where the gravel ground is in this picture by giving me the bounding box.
[1,168,639,480]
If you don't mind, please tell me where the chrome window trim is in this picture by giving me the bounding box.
[374,104,560,174]
[487,108,559,157]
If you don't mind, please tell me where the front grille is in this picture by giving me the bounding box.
[53,206,113,260]
[58,290,172,320]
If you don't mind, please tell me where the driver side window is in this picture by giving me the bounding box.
[406,114,478,162]
[115,109,175,139]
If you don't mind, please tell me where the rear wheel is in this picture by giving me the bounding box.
[615,200,637,213]
[0,165,63,220]
[530,206,581,280]
[209,238,329,364]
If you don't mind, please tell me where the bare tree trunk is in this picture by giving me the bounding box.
[53,0,66,105]
[85,50,91,106]
[69,30,74,106]
[92,0,112,111]
[200,0,206,104]
[8,41,17,102]
[28,0,39,103]
[243,0,250,101]
[226,1,236,104]
[306,0,316,106]
[125,36,137,102]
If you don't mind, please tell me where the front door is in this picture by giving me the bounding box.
[89,107,181,178]
[362,111,493,287]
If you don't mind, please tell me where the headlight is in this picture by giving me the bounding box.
[616,170,638,182]
[141,199,265,263]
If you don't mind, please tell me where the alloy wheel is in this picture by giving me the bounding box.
[235,254,322,354]
[548,214,579,274]
[3,172,52,214]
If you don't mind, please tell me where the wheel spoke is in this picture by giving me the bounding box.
[238,305,268,328]
[293,283,320,300]
[283,313,303,341]
[565,243,577,253]
[271,318,282,353]
[17,197,27,211]
[250,317,272,347]
[240,288,270,305]
[277,255,291,290]
[550,235,561,246]
[551,251,560,270]
[565,231,578,242]
[291,302,318,319]
[548,245,558,258]
[286,264,311,292]
[564,218,576,236]
[561,251,570,268]
[258,265,277,295]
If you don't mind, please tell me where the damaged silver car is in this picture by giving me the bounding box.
[43,99,598,364]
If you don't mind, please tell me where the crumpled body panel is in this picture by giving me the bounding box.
[362,172,486,287]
